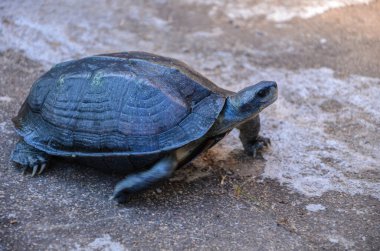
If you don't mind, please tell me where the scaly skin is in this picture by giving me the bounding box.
[112,155,178,203]
[11,140,50,176]
[237,115,271,158]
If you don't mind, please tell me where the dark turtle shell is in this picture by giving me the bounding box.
[13,52,228,156]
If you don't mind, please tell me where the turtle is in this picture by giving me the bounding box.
[11,51,278,202]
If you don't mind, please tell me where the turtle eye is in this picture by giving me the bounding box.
[257,88,270,98]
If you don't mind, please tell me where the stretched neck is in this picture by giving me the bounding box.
[210,96,258,136]
[210,81,277,136]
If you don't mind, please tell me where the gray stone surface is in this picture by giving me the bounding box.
[0,0,379,250]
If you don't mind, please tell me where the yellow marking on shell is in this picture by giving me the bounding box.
[91,71,103,87]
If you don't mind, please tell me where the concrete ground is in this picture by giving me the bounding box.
[0,0,379,250]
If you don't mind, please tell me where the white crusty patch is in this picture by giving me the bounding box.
[186,0,373,22]
[327,234,355,249]
[0,1,152,64]
[0,96,14,102]
[306,204,326,212]
[74,235,127,251]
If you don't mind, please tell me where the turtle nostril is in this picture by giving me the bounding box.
[257,88,270,98]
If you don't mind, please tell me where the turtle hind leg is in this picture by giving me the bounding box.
[11,140,50,176]
[237,115,271,158]
[112,155,178,203]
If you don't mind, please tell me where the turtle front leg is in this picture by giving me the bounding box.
[11,140,50,176]
[237,115,271,158]
[112,155,178,203]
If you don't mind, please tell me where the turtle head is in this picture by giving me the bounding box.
[211,81,277,135]
[229,81,278,119]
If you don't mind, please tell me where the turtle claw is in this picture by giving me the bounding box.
[16,155,48,176]
[250,143,262,158]
[260,136,271,147]
[30,163,47,176]
[252,148,258,159]
[38,163,47,175]
[12,141,50,176]
[22,166,28,175]
[32,165,38,177]
[243,136,272,158]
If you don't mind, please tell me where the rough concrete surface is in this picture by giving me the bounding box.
[0,0,379,250]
